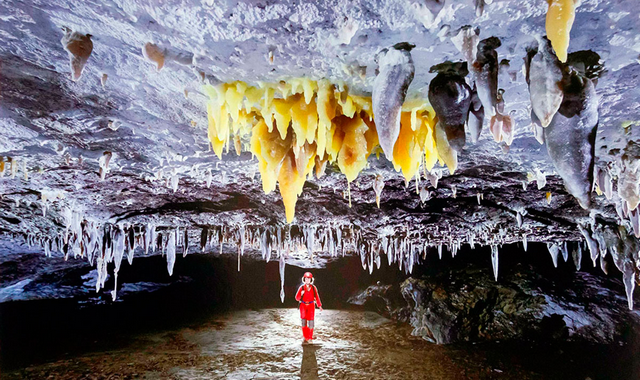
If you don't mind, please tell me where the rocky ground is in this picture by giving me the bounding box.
[3,308,640,380]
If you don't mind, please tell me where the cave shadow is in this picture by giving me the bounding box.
[300,344,320,380]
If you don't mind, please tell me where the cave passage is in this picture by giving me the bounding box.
[1,242,639,379]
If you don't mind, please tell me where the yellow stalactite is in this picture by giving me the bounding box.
[271,98,293,139]
[317,80,337,159]
[250,120,292,194]
[546,0,577,62]
[302,78,318,104]
[278,147,316,223]
[423,116,438,172]
[392,112,422,182]
[225,82,247,122]
[435,121,457,174]
[290,95,318,147]
[336,115,370,183]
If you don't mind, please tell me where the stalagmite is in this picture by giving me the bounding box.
[373,174,384,208]
[61,28,93,81]
[98,151,112,180]
[142,43,166,71]
[183,228,190,257]
[530,110,545,144]
[617,165,639,212]
[578,224,599,266]
[167,230,176,276]
[489,89,514,145]
[525,36,565,128]
[372,43,415,159]
[547,242,560,268]
[435,122,458,173]
[543,68,598,209]
[622,264,636,310]
[535,169,547,190]
[101,73,108,87]
[491,245,499,281]
[630,208,640,238]
[474,37,501,117]
[279,252,286,303]
[10,157,17,179]
[171,171,179,192]
[419,187,433,203]
[429,62,472,152]
[468,87,484,143]
[451,26,479,67]
[206,169,212,188]
[572,244,582,270]
[561,241,569,262]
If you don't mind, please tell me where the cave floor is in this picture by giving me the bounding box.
[2,308,635,379]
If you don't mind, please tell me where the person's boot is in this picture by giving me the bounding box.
[302,326,309,342]
[308,328,314,341]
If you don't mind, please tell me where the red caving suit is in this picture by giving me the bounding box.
[295,284,322,320]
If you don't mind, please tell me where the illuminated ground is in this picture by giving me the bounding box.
[3,308,638,379]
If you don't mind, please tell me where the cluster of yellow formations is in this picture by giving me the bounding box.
[203,79,440,223]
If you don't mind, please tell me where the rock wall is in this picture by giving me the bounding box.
[351,262,640,344]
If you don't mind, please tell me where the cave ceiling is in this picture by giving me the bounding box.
[0,0,639,276]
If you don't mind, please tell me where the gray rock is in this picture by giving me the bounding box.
[352,264,640,344]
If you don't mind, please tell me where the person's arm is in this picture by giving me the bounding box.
[313,285,323,310]
[295,285,304,302]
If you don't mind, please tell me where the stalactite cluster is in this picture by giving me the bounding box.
[203,79,441,222]
[16,205,639,309]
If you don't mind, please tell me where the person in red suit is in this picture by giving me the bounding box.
[295,272,323,343]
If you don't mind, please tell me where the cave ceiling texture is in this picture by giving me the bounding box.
[0,0,639,307]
